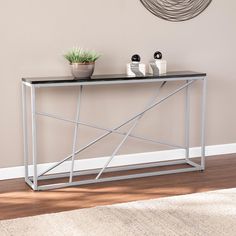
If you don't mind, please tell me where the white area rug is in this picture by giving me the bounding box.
[1,188,236,236]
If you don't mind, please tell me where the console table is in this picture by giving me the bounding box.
[22,71,207,191]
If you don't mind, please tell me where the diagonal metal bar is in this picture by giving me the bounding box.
[36,111,184,149]
[69,85,83,183]
[95,82,168,179]
[95,106,150,179]
[95,118,141,179]
[38,80,194,178]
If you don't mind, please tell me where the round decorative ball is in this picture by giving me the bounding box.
[154,51,162,60]
[131,54,141,62]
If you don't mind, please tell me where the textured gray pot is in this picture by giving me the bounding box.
[70,62,95,79]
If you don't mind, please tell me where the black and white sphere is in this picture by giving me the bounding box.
[154,51,162,60]
[131,54,141,62]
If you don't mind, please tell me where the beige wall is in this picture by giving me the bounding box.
[0,0,235,168]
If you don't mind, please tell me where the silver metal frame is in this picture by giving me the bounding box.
[22,75,207,191]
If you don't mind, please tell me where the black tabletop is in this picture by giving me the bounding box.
[22,71,206,84]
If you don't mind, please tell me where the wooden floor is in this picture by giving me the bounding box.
[1,154,236,221]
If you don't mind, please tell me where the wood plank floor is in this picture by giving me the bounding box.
[0,154,236,220]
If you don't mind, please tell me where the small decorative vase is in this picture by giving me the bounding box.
[70,62,95,79]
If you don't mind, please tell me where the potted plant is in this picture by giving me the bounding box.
[64,47,100,78]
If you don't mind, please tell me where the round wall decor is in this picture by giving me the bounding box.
[140,0,212,22]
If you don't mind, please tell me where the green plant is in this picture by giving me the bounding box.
[64,47,100,64]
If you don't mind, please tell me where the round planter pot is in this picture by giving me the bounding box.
[70,62,95,79]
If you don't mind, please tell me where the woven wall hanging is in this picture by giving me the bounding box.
[140,0,212,22]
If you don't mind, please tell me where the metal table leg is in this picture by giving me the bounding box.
[185,80,190,162]
[201,77,207,170]
[31,85,38,190]
[22,83,29,181]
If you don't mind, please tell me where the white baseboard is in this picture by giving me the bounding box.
[0,143,236,181]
